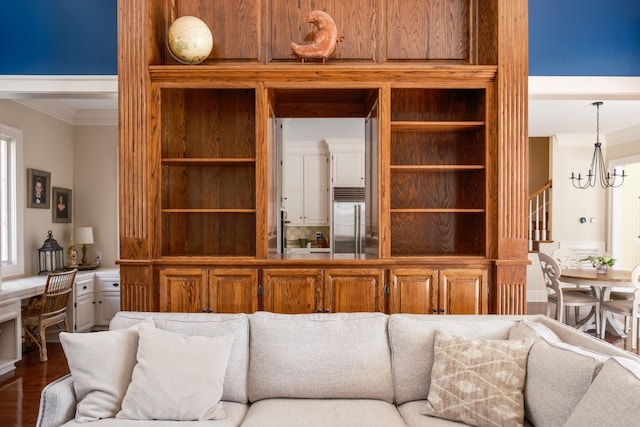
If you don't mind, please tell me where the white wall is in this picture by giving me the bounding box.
[1,100,74,275]
[281,118,365,142]
[0,100,118,277]
[74,126,118,267]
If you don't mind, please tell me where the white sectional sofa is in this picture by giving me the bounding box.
[37,311,640,427]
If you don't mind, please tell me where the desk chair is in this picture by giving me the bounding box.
[539,252,600,332]
[22,269,77,362]
[600,264,640,350]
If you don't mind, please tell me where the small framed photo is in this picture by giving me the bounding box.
[52,187,72,223]
[27,168,51,209]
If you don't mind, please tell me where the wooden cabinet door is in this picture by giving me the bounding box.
[208,268,258,313]
[439,269,488,315]
[323,269,384,313]
[389,268,438,314]
[158,268,207,313]
[262,269,323,313]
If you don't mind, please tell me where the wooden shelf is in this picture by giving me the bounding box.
[390,165,485,172]
[391,208,485,213]
[391,121,484,132]
[162,209,256,213]
[162,158,256,165]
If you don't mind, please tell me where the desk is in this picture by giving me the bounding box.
[0,268,119,375]
[560,268,633,335]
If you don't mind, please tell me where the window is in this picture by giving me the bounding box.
[1,124,24,278]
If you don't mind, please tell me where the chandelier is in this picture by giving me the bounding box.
[570,102,626,189]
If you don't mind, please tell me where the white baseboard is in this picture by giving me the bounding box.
[527,289,548,302]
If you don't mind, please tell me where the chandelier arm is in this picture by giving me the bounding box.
[569,101,627,189]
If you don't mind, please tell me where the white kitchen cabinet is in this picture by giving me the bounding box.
[282,143,329,226]
[95,277,121,326]
[332,151,365,187]
[71,275,95,332]
[326,139,365,188]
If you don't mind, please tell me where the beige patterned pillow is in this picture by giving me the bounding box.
[421,330,533,427]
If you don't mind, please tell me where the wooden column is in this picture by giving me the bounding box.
[117,0,154,310]
[492,0,529,313]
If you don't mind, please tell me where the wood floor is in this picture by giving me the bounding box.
[0,343,70,427]
[1,306,638,427]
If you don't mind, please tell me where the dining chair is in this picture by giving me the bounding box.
[600,264,640,350]
[538,252,600,332]
[22,269,77,362]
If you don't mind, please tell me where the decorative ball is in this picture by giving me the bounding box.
[167,16,213,64]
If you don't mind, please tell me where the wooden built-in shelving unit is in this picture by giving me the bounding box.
[118,0,529,315]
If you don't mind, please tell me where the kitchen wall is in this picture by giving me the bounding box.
[0,100,118,277]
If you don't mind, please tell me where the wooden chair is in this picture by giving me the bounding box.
[600,264,640,350]
[538,252,600,332]
[22,269,77,362]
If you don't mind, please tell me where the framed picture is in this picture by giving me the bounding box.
[52,187,72,223]
[27,168,51,209]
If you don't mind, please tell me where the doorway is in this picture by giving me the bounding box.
[610,158,640,270]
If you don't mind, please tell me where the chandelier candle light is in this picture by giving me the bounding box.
[570,102,626,189]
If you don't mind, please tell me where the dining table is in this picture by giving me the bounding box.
[559,268,634,336]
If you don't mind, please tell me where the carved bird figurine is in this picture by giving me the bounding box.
[291,10,343,63]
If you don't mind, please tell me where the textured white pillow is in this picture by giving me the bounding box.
[564,357,640,426]
[116,323,235,421]
[422,330,533,427]
[59,318,155,422]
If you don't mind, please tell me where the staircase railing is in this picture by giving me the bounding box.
[528,180,552,251]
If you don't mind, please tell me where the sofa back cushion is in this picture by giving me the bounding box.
[110,311,249,403]
[248,311,394,402]
[388,314,517,405]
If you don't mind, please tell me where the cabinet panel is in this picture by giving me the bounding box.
[332,152,365,187]
[282,152,329,226]
[164,0,261,62]
[389,269,438,314]
[324,269,384,313]
[72,277,95,332]
[303,154,329,225]
[439,269,487,314]
[159,269,207,313]
[262,269,323,313]
[208,268,258,313]
[282,154,304,223]
[386,0,470,61]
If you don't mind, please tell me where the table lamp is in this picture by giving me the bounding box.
[75,227,94,266]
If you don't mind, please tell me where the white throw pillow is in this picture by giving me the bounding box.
[563,357,640,427]
[116,323,235,421]
[59,318,155,422]
[421,329,533,427]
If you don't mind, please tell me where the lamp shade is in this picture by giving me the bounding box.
[75,227,94,245]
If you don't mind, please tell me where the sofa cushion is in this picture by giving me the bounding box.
[420,330,533,427]
[389,314,518,404]
[240,398,406,427]
[116,324,234,421]
[509,320,607,427]
[59,318,154,422]
[110,311,249,403]
[564,357,640,427]
[399,401,535,427]
[57,401,249,427]
[248,311,393,402]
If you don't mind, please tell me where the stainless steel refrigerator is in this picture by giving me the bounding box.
[332,187,366,254]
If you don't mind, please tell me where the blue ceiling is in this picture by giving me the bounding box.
[0,0,638,76]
